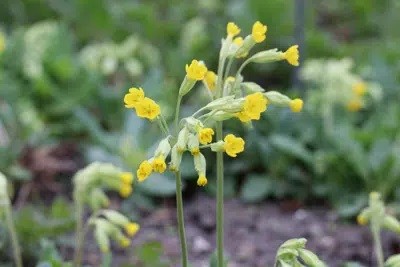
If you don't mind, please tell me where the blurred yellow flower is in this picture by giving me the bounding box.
[251,21,267,43]
[352,82,367,96]
[120,172,133,184]
[118,236,131,248]
[124,87,145,108]
[185,60,207,80]
[190,147,200,156]
[223,134,245,157]
[119,184,132,198]
[124,222,140,237]
[283,45,299,66]
[197,175,208,186]
[135,97,160,120]
[227,22,241,37]
[233,36,243,46]
[347,98,362,112]
[137,160,152,182]
[289,98,303,112]
[204,71,217,90]
[357,214,367,225]
[198,128,215,145]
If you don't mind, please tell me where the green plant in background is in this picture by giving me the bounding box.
[0,172,22,267]
[123,20,322,267]
[357,192,400,267]
[275,238,325,267]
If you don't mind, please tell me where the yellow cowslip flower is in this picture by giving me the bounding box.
[346,98,362,112]
[352,82,367,96]
[137,160,152,182]
[135,97,161,120]
[118,236,131,248]
[235,110,252,122]
[223,134,245,157]
[226,76,236,83]
[185,60,208,81]
[124,87,145,108]
[119,183,132,198]
[198,128,215,145]
[204,71,217,90]
[236,92,268,122]
[190,147,200,156]
[152,155,167,173]
[227,22,241,37]
[120,172,133,184]
[357,214,367,225]
[197,175,207,186]
[283,45,299,66]
[251,21,267,43]
[124,222,140,237]
[289,98,303,112]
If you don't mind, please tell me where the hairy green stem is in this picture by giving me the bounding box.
[372,226,384,267]
[174,96,182,133]
[4,203,22,267]
[216,122,224,267]
[175,171,188,267]
[73,196,84,267]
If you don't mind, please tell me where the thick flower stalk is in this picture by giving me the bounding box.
[124,20,303,267]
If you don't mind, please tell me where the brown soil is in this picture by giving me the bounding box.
[110,194,400,267]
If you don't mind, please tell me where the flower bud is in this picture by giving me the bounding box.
[183,117,204,132]
[187,134,200,155]
[170,145,183,172]
[235,35,255,58]
[248,49,284,64]
[298,249,326,267]
[279,238,307,250]
[385,254,400,267]
[193,152,206,176]
[89,188,110,211]
[241,82,265,93]
[264,91,291,106]
[154,137,172,157]
[383,215,400,234]
[178,76,196,97]
[176,127,189,152]
[102,210,130,227]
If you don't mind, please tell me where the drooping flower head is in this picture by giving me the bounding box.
[124,87,145,108]
[197,175,208,186]
[119,183,132,198]
[120,172,134,184]
[185,60,207,80]
[223,134,245,157]
[283,45,299,66]
[252,21,267,43]
[124,222,140,237]
[347,98,362,112]
[135,97,160,120]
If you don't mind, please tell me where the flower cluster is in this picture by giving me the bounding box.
[301,58,381,113]
[124,87,160,120]
[124,21,303,188]
[90,210,140,253]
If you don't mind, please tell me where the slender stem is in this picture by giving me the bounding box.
[372,226,384,267]
[175,171,188,267]
[173,95,188,266]
[4,203,22,267]
[216,122,224,267]
[156,116,169,137]
[73,195,84,267]
[174,96,182,133]
[223,57,234,82]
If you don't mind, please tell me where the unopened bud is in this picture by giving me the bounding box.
[385,254,400,267]
[298,249,326,267]
[176,127,189,152]
[264,91,291,106]
[280,238,307,250]
[155,137,171,157]
[170,145,183,172]
[179,76,196,97]
[248,48,284,64]
[241,82,265,93]
[193,152,206,175]
[383,215,400,234]
[102,210,130,227]
[235,35,255,58]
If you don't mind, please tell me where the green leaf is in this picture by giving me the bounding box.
[368,138,391,173]
[138,173,176,197]
[269,135,313,165]
[240,174,271,203]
